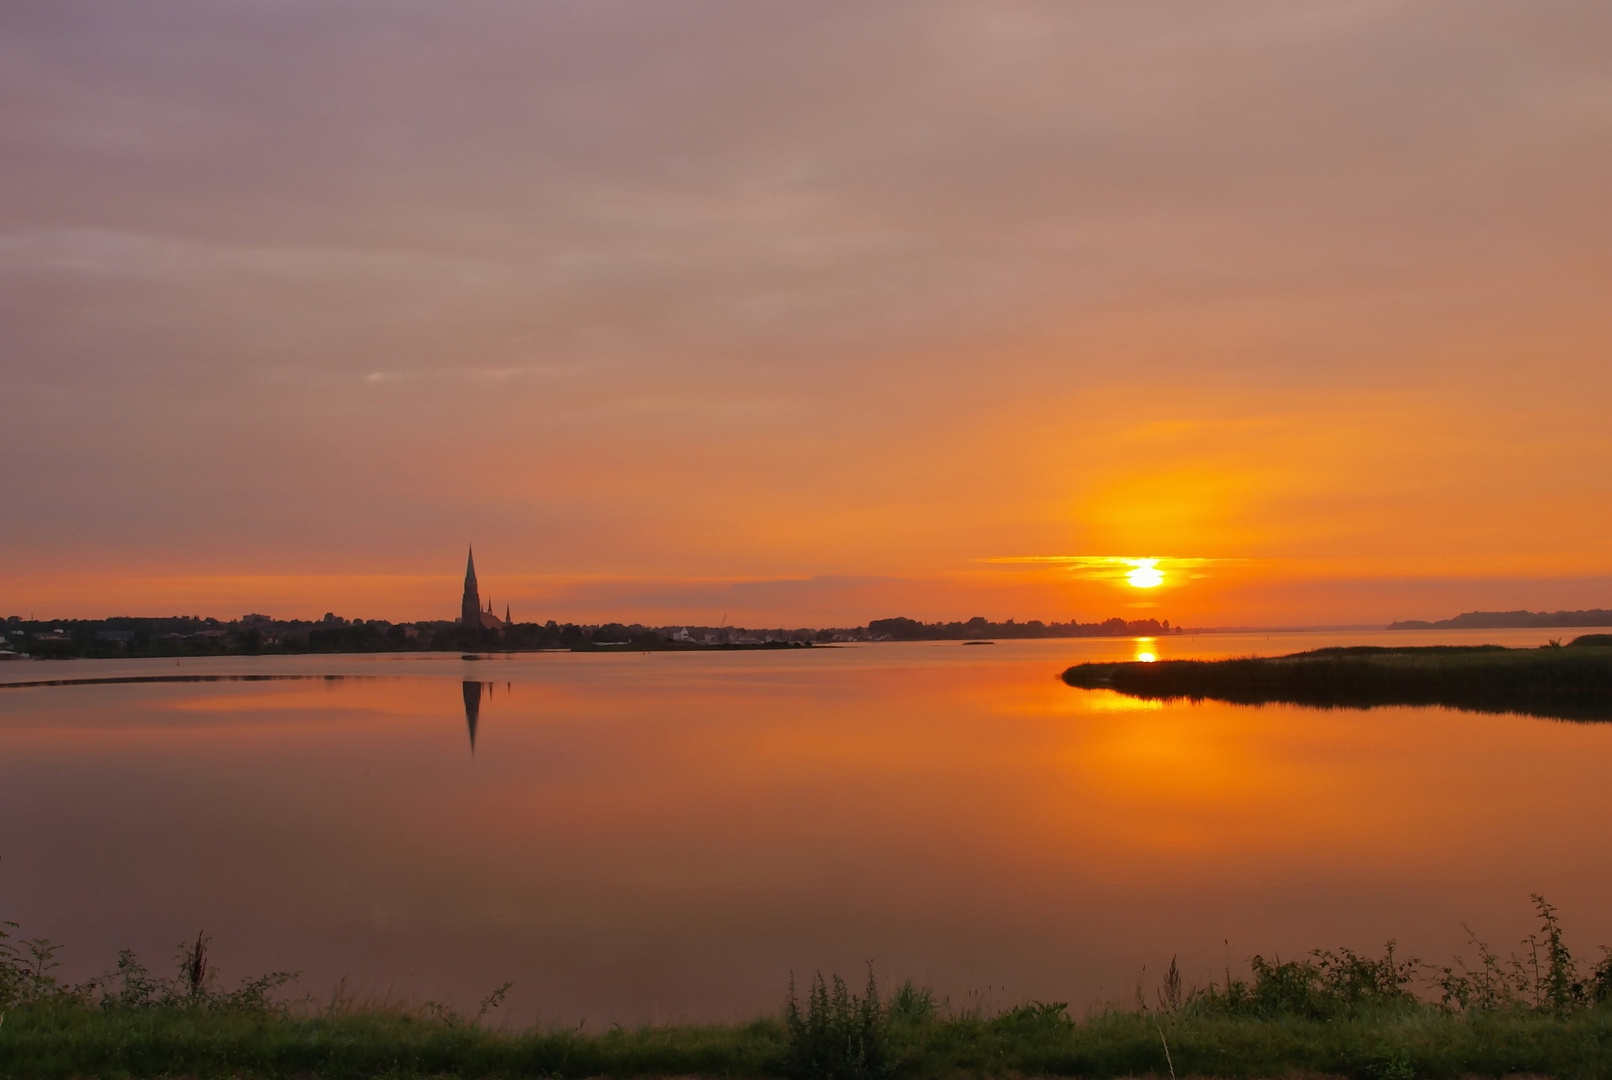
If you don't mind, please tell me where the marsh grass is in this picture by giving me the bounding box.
[5,897,1612,1078]
[1062,642,1612,720]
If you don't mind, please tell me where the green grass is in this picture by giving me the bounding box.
[1062,640,1612,720]
[6,995,1612,1079]
[0,1005,784,1079]
[6,900,1612,1077]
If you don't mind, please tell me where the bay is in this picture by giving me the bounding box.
[2,629,1610,1025]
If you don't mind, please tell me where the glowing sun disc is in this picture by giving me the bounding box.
[1126,560,1164,588]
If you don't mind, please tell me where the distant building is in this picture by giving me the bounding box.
[461,547,482,627]
[479,599,504,631]
[462,546,506,630]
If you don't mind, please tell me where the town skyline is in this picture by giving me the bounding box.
[6,547,1612,635]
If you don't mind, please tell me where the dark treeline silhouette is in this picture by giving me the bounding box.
[0,616,817,659]
[867,615,1181,640]
[1062,638,1612,722]
[1389,608,1612,630]
[2,615,430,659]
[3,610,1183,659]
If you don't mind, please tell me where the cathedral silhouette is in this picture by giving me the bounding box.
[460,546,508,629]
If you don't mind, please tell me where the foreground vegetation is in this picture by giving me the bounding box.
[1063,638,1612,721]
[6,899,1612,1078]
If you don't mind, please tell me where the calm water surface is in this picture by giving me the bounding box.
[3,630,1611,1024]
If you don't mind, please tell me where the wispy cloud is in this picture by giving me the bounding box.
[362,366,565,385]
[982,555,1238,583]
[3,3,1610,621]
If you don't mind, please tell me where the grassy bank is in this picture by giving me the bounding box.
[6,901,1612,1078]
[1062,638,1612,721]
[6,1000,1612,1079]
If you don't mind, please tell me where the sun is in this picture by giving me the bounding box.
[1125,559,1164,589]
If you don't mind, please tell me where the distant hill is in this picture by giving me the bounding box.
[1388,609,1612,630]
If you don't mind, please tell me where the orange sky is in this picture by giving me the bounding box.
[2,2,1609,625]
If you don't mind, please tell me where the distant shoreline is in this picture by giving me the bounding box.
[1388,608,1612,631]
[0,612,1182,661]
[9,608,1612,662]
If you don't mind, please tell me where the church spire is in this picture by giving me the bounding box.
[460,545,482,627]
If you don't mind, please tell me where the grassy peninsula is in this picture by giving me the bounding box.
[6,900,1612,1078]
[1062,637,1612,721]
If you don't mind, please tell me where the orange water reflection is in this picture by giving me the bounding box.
[1,636,1610,1023]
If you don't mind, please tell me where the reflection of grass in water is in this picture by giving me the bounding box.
[1062,639,1612,721]
[5,898,1612,1078]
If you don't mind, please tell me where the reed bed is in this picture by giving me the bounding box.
[1062,640,1612,721]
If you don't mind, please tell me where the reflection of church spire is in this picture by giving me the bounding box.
[462,680,482,754]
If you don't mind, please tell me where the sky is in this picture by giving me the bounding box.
[2,0,1610,627]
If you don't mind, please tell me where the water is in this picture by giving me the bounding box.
[3,629,1610,1024]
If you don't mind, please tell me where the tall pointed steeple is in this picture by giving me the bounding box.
[461,545,481,627]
